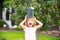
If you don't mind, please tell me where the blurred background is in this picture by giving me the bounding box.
[0,0,60,40]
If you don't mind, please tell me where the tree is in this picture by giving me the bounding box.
[3,0,60,31]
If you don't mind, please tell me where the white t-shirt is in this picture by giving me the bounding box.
[24,27,36,40]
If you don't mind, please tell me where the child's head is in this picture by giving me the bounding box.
[26,18,36,27]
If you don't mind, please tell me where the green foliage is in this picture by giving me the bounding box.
[11,5,27,25]
[3,0,60,31]
[3,0,14,8]
[0,20,7,28]
[16,26,23,31]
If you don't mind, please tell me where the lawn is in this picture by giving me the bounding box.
[0,31,60,40]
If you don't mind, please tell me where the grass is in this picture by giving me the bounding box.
[0,31,60,40]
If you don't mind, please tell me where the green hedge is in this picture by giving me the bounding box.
[16,26,23,31]
[0,20,7,28]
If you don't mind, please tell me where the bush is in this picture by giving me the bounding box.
[4,0,59,31]
[16,26,23,31]
[0,20,7,28]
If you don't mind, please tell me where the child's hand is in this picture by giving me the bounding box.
[24,15,27,21]
[25,15,27,18]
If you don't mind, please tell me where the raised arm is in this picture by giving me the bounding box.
[35,19,43,29]
[19,18,26,29]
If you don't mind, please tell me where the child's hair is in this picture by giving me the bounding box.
[25,18,36,27]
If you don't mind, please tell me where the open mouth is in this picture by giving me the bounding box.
[29,23,32,25]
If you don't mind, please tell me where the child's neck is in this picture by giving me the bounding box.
[27,26,33,28]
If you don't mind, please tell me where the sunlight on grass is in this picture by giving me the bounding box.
[0,32,60,40]
[0,32,25,40]
[40,34,60,40]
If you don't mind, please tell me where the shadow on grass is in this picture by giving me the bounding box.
[0,36,6,40]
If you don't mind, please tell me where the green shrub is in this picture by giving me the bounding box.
[0,20,7,28]
[3,0,60,31]
[16,26,23,31]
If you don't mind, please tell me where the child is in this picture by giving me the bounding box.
[19,16,43,40]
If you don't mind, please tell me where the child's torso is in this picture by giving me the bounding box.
[24,27,36,40]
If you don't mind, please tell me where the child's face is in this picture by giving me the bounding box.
[27,19,34,27]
